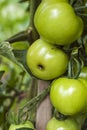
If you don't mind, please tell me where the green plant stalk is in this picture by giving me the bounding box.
[68,57,82,79]
[17,85,50,123]
[36,80,52,130]
[5,0,41,43]
[74,5,87,11]
[29,0,41,42]
[27,78,38,122]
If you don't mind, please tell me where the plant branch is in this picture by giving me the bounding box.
[74,5,87,11]
[17,85,50,123]
[36,80,52,130]
[29,0,41,42]
[5,27,33,44]
[5,0,41,44]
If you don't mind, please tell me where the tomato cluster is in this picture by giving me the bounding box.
[26,0,83,80]
[26,0,87,129]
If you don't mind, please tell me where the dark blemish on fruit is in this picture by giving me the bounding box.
[37,64,44,70]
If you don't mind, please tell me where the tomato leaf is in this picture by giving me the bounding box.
[0,41,17,63]
[13,50,27,67]
[0,41,27,72]
[13,49,31,73]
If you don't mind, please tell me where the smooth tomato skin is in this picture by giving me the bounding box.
[50,77,87,115]
[34,3,83,45]
[46,117,80,130]
[9,121,34,130]
[78,77,87,112]
[26,39,68,80]
[78,67,87,109]
[78,78,87,88]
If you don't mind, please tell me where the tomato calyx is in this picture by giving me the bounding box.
[54,109,69,121]
[74,0,87,16]
[68,56,82,79]
[67,45,84,79]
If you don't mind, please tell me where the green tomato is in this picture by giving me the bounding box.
[50,77,87,115]
[26,39,68,80]
[9,121,34,130]
[46,117,80,130]
[78,77,87,113]
[34,2,83,45]
[78,77,87,89]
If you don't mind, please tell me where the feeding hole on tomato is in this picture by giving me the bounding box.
[37,64,44,70]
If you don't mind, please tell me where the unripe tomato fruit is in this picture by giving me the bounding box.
[78,77,87,113]
[9,121,34,130]
[46,117,80,130]
[26,39,68,80]
[50,77,87,115]
[34,3,83,45]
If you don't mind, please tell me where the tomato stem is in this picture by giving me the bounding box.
[54,109,69,121]
[68,54,82,79]
[17,85,50,124]
[29,0,41,42]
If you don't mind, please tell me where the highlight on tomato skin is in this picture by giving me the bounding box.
[34,2,83,46]
[26,38,68,80]
[1,0,87,130]
[46,117,81,130]
[50,77,87,116]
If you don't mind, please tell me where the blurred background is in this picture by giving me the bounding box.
[0,1,35,130]
[0,0,29,42]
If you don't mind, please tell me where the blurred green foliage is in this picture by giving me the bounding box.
[0,0,29,41]
[0,1,34,130]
